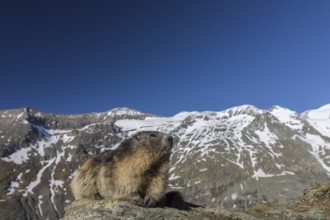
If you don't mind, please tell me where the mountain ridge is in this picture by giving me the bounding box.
[0,104,330,219]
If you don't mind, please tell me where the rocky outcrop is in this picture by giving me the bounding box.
[290,182,330,215]
[62,194,330,220]
[62,200,258,220]
[62,182,330,219]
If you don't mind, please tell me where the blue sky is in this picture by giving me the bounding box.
[0,1,329,116]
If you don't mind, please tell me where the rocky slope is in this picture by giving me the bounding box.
[0,104,330,219]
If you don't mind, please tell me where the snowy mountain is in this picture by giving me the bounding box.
[0,105,330,219]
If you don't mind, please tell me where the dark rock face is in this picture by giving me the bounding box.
[0,104,330,219]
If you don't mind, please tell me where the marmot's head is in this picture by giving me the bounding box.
[133,131,173,157]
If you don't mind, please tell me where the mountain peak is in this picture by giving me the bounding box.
[303,104,330,137]
[223,104,262,116]
[269,105,298,115]
[269,105,303,130]
[107,107,146,116]
[312,104,330,116]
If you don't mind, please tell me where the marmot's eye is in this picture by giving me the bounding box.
[150,133,157,138]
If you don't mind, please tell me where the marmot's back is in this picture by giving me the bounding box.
[71,131,173,207]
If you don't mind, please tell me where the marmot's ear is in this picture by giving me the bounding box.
[135,134,140,140]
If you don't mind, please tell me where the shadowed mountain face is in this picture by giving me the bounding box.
[0,105,329,219]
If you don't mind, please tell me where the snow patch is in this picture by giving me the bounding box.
[2,147,32,164]
[169,173,181,180]
[7,173,23,195]
[17,112,24,119]
[231,192,238,200]
[194,180,201,185]
[38,197,44,216]
[304,104,330,137]
[108,108,145,116]
[252,168,274,180]
[252,168,295,180]
[270,106,303,130]
[280,171,295,176]
[48,129,71,135]
[66,153,73,162]
[254,125,277,146]
[302,134,330,175]
[24,158,56,196]
[21,120,29,124]
[62,134,74,143]
[50,150,66,212]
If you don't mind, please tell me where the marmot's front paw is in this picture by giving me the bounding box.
[132,197,145,206]
[143,196,157,207]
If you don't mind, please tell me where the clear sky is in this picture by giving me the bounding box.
[0,0,329,116]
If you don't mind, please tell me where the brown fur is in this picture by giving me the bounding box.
[71,131,173,207]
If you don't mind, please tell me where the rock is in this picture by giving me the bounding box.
[62,197,330,220]
[290,182,330,216]
[62,200,259,220]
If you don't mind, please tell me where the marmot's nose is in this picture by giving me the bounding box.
[167,135,173,145]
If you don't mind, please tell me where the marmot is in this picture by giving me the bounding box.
[71,131,173,207]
